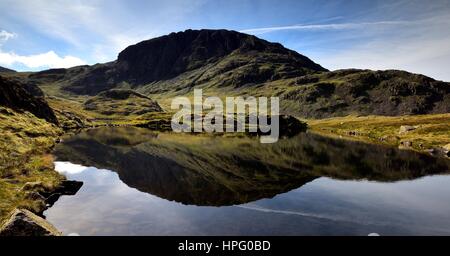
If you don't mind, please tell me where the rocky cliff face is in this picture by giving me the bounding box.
[0,75,58,124]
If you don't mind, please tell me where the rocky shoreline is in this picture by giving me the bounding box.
[0,180,82,236]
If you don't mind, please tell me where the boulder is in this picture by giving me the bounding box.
[279,115,308,137]
[40,180,83,206]
[425,148,438,155]
[443,143,450,151]
[20,180,83,212]
[52,180,83,195]
[0,209,62,236]
[20,181,46,192]
[399,125,418,134]
[380,135,400,143]
[425,147,448,157]
[399,141,413,148]
[347,130,360,136]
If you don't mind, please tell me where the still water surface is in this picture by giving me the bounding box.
[44,127,450,235]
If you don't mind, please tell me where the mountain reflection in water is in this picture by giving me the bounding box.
[52,127,450,206]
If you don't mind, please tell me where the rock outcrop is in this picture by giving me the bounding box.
[0,75,58,124]
[399,125,418,134]
[0,209,61,236]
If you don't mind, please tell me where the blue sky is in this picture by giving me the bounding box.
[0,0,450,80]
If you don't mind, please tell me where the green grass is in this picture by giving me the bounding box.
[45,92,169,128]
[0,107,64,225]
[308,113,450,151]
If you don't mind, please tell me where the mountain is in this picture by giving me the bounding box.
[0,66,16,73]
[0,75,58,124]
[26,29,327,95]
[9,29,450,118]
[114,29,326,85]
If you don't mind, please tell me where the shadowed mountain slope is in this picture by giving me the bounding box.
[0,75,58,124]
[0,66,16,73]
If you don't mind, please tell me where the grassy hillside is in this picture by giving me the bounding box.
[0,76,65,226]
[280,69,450,118]
[84,89,162,117]
[0,106,64,224]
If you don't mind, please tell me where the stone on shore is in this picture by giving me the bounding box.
[443,143,450,151]
[0,209,62,236]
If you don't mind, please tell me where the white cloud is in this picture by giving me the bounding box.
[0,29,85,69]
[0,50,86,69]
[0,0,201,68]
[0,0,205,63]
[0,27,86,68]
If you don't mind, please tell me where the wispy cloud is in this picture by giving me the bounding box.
[0,30,16,44]
[0,0,99,47]
[308,14,450,81]
[240,21,411,35]
[318,35,450,81]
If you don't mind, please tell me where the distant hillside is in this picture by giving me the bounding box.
[0,66,16,73]
[7,29,450,119]
[0,75,58,124]
[83,89,163,116]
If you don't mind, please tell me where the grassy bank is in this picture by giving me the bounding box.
[308,113,450,152]
[0,106,64,225]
